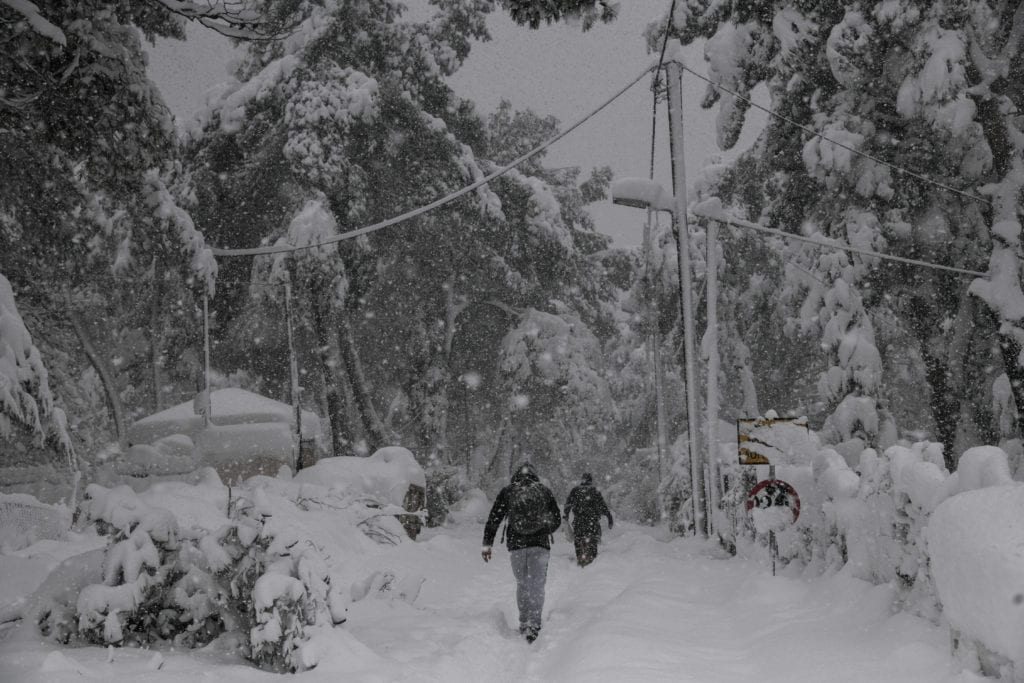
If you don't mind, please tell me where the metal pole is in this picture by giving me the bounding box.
[284,279,302,471]
[665,56,706,538]
[769,464,777,576]
[706,219,720,533]
[202,289,212,429]
[645,209,669,490]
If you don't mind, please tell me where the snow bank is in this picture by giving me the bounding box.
[114,442,196,477]
[732,433,1024,677]
[293,447,425,508]
[928,485,1024,672]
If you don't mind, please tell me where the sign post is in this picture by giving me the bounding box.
[745,478,801,576]
[737,415,807,576]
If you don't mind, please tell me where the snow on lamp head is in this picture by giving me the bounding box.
[610,178,675,213]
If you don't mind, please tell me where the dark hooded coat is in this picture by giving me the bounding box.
[564,478,613,539]
[483,464,562,551]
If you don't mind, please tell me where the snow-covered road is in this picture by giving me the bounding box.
[0,522,979,682]
[348,524,968,683]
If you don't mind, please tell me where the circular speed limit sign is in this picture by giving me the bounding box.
[745,479,801,523]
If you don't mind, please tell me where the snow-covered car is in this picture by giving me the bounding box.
[123,388,321,480]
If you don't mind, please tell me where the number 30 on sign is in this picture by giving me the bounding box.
[745,479,801,524]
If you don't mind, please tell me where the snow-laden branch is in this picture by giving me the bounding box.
[142,170,218,293]
[0,274,73,456]
[149,0,291,40]
[1,0,66,45]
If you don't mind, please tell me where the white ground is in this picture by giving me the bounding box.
[0,522,982,682]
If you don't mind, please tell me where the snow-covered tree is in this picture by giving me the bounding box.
[186,4,618,482]
[0,274,73,462]
[652,1,1024,466]
[185,0,498,456]
[497,306,614,479]
[499,0,617,29]
[1,0,218,459]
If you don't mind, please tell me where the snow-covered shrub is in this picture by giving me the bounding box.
[928,483,1024,678]
[837,443,946,591]
[40,482,345,672]
[715,463,756,553]
[424,465,465,527]
[657,437,694,535]
[292,447,427,540]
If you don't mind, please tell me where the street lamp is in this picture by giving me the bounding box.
[611,176,707,538]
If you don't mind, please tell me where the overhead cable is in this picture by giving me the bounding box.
[693,207,989,279]
[210,65,654,257]
[676,65,993,208]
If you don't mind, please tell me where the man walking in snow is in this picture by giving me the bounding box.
[563,473,613,567]
[482,462,561,643]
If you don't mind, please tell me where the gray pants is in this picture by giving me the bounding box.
[509,547,550,631]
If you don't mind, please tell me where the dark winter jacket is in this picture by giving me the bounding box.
[564,483,613,538]
[483,464,562,551]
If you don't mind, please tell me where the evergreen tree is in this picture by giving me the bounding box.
[653,1,1024,464]
[1,0,217,461]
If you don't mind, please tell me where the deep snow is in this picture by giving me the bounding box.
[0,519,978,682]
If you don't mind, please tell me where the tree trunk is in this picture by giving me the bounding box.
[150,262,165,412]
[435,278,460,465]
[338,311,387,452]
[65,289,126,445]
[907,279,963,468]
[992,308,1024,446]
[310,291,348,457]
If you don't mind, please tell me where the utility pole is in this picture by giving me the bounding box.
[644,209,669,488]
[284,277,303,470]
[706,219,720,536]
[665,47,707,538]
[201,288,212,429]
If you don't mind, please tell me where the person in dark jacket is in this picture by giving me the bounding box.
[563,472,613,567]
[482,462,561,643]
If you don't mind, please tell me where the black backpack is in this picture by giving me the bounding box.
[508,481,555,536]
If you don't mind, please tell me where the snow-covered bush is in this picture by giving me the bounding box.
[292,447,427,539]
[38,481,346,672]
[928,483,1024,678]
[720,429,1023,679]
[657,437,694,535]
[424,464,466,527]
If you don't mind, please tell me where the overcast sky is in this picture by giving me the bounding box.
[146,1,765,248]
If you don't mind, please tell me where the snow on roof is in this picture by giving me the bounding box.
[127,388,319,445]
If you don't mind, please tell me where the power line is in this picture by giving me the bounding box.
[209,65,654,258]
[694,206,988,278]
[649,0,677,180]
[677,64,993,208]
[64,273,286,288]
